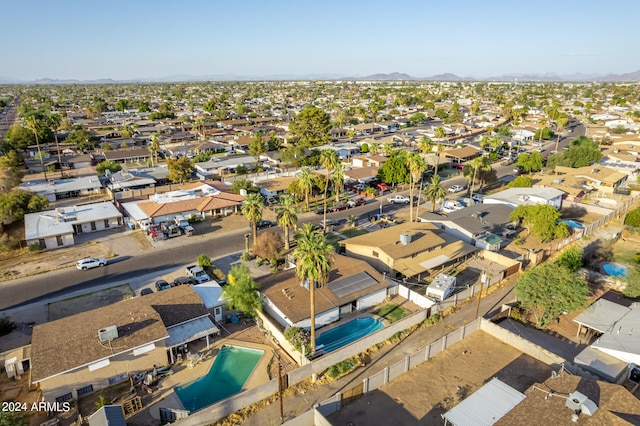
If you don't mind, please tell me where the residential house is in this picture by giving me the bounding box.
[351,154,388,168]
[441,146,482,165]
[30,286,218,402]
[194,155,258,180]
[24,202,123,250]
[18,175,103,202]
[340,221,478,280]
[256,176,296,199]
[539,165,628,195]
[482,187,565,209]
[417,204,515,251]
[103,147,151,164]
[345,166,380,184]
[259,254,393,331]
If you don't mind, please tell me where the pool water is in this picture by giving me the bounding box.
[602,263,627,278]
[315,317,384,354]
[175,346,264,412]
[561,219,584,229]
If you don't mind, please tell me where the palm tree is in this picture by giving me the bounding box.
[369,143,380,155]
[435,126,446,141]
[277,195,298,250]
[424,175,446,212]
[24,116,48,180]
[434,143,445,174]
[296,166,315,210]
[44,113,63,174]
[332,162,345,203]
[382,142,394,157]
[148,132,160,166]
[241,193,264,245]
[406,153,426,222]
[418,137,433,157]
[320,150,338,233]
[468,156,492,202]
[292,224,334,357]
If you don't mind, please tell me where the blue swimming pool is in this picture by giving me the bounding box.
[175,346,263,412]
[561,219,584,229]
[315,317,384,354]
[602,263,627,278]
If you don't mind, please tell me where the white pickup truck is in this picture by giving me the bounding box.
[185,265,210,283]
[387,195,410,204]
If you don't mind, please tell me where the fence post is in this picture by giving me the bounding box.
[425,344,431,361]
[384,367,390,384]
[405,355,410,372]
[363,377,369,393]
[461,323,466,340]
[442,335,447,351]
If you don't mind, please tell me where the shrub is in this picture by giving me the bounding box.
[252,232,283,262]
[326,358,357,379]
[556,247,584,272]
[197,254,212,269]
[28,242,43,253]
[284,326,310,354]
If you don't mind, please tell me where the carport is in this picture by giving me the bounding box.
[165,316,220,363]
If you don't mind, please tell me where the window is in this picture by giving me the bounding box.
[104,219,110,228]
[90,222,97,231]
[38,239,46,249]
[56,235,63,246]
[108,373,128,385]
[77,384,94,397]
[55,392,72,403]
[372,250,379,258]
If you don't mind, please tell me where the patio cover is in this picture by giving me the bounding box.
[573,299,631,334]
[443,378,525,425]
[165,316,219,348]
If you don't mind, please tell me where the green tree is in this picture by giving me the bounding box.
[293,223,334,356]
[424,175,446,212]
[241,192,264,243]
[66,129,96,151]
[409,112,427,126]
[320,150,338,232]
[115,98,129,112]
[508,175,533,188]
[516,263,588,328]
[0,153,23,192]
[0,190,49,231]
[296,166,315,210]
[509,204,569,242]
[276,195,298,250]
[406,152,426,222]
[556,247,584,272]
[222,264,262,317]
[625,206,640,227]
[24,116,48,180]
[279,145,307,167]
[3,124,35,152]
[516,152,543,173]
[377,151,410,185]
[548,136,602,169]
[148,133,160,167]
[622,267,640,298]
[533,127,555,140]
[44,113,63,171]
[166,156,193,183]
[229,178,258,194]
[95,160,122,175]
[197,254,212,269]
[332,162,345,203]
[554,113,569,153]
[288,106,331,147]
[248,132,266,159]
[447,101,462,123]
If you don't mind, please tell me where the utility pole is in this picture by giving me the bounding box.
[474,269,488,319]
[273,351,286,424]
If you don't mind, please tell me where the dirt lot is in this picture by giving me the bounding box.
[327,330,554,426]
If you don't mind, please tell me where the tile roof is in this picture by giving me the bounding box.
[31,286,207,382]
[258,255,389,323]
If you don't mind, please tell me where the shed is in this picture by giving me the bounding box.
[443,377,525,425]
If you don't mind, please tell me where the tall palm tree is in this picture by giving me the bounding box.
[44,113,63,174]
[434,143,445,174]
[241,193,264,245]
[24,116,48,180]
[424,175,446,212]
[149,132,160,166]
[296,166,315,210]
[293,224,334,357]
[277,195,298,250]
[332,163,345,203]
[418,137,433,160]
[468,156,492,202]
[320,150,338,233]
[369,143,380,155]
[382,143,394,157]
[406,153,426,222]
[435,126,446,141]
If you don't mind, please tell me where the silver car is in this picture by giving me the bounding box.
[76,257,107,270]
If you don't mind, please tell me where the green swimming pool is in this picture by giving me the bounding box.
[175,345,264,412]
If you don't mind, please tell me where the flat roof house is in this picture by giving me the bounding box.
[482,187,565,210]
[18,176,103,202]
[30,286,217,402]
[24,202,123,250]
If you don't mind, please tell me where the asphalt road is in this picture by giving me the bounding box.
[0,120,586,310]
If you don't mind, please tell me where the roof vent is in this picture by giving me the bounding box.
[98,325,119,343]
[565,391,598,416]
[399,233,412,246]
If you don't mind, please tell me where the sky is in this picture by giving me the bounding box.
[2,0,640,81]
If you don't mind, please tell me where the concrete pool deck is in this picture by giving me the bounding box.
[147,339,273,420]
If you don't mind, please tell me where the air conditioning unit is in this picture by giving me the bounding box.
[98,325,119,343]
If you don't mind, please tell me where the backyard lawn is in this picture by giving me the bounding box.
[373,304,411,323]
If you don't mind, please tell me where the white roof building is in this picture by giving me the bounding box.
[482,187,565,209]
[18,176,103,202]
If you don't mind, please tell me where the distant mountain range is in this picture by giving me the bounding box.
[2,70,640,84]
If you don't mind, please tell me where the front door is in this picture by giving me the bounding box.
[214,306,222,322]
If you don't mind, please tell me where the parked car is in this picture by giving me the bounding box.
[76,257,107,270]
[346,198,367,208]
[315,219,339,230]
[140,288,154,296]
[256,220,277,229]
[173,276,195,286]
[183,225,195,236]
[155,280,171,291]
[387,195,410,204]
[448,184,466,193]
[314,207,324,215]
[331,204,349,212]
[375,182,389,191]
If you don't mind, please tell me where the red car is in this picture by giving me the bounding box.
[331,204,349,212]
[375,182,389,191]
[347,198,367,208]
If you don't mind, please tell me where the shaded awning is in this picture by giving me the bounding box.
[165,316,219,348]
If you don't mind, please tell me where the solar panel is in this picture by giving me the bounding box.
[328,271,378,299]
